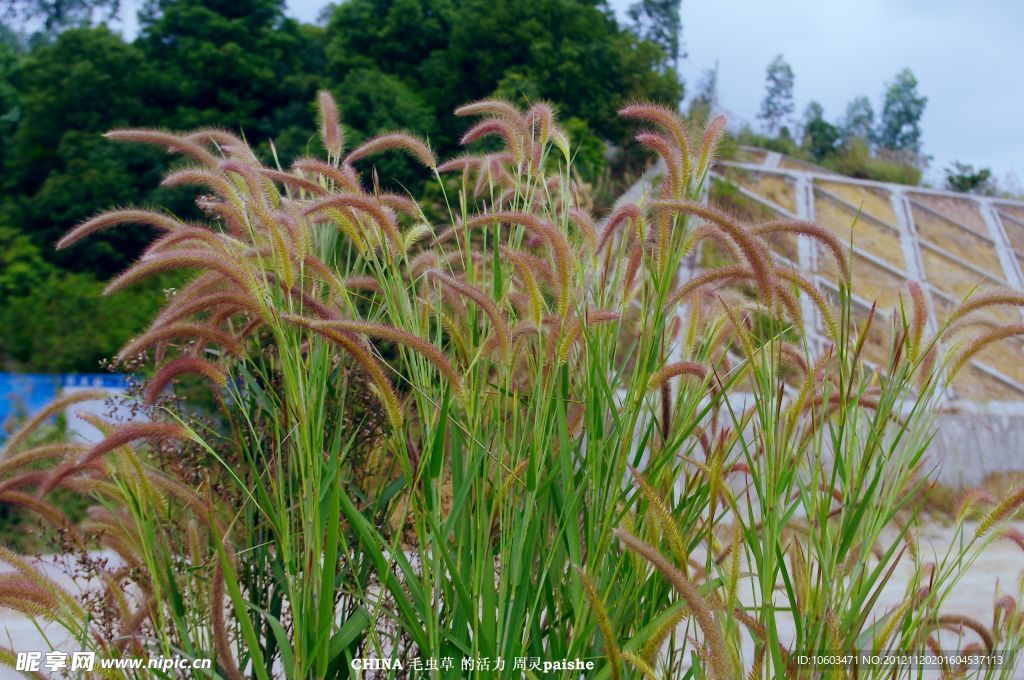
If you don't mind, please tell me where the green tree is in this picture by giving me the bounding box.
[0,26,179,274]
[331,67,436,188]
[1,0,119,31]
[757,54,794,135]
[0,269,167,371]
[801,100,839,161]
[840,95,874,142]
[0,23,24,166]
[324,0,682,165]
[687,59,717,124]
[138,0,322,158]
[0,225,167,371]
[0,224,48,300]
[627,0,683,68]
[877,67,926,153]
[944,161,995,195]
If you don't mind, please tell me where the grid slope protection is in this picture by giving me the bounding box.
[711,147,1024,411]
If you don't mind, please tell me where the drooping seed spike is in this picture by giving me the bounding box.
[258,168,328,197]
[502,246,547,325]
[654,200,774,305]
[578,568,622,680]
[666,266,754,310]
[696,115,727,179]
[596,203,643,255]
[183,127,248,153]
[427,270,510,360]
[0,390,109,457]
[752,219,851,282]
[345,131,436,169]
[161,169,238,199]
[40,421,190,495]
[292,157,362,192]
[295,318,464,397]
[635,132,683,197]
[614,528,733,679]
[152,290,258,329]
[907,281,928,358]
[977,484,1024,537]
[455,99,527,130]
[567,208,598,253]
[117,322,245,364]
[648,362,708,391]
[105,128,220,167]
[775,267,839,340]
[947,289,1024,325]
[684,223,742,263]
[144,357,228,406]
[105,250,250,295]
[619,103,692,186]
[304,194,402,255]
[376,192,420,217]
[935,615,995,653]
[459,119,523,158]
[525,102,555,143]
[284,318,403,428]
[436,154,483,174]
[447,211,572,316]
[317,90,344,157]
[59,209,188,250]
[142,227,229,258]
[951,324,1024,379]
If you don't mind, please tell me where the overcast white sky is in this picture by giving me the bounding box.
[117,0,1022,187]
[667,0,1024,187]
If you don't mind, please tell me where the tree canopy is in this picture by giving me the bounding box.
[325,0,682,153]
[757,54,794,134]
[877,67,927,153]
[0,0,683,371]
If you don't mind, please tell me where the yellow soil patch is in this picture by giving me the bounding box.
[911,204,1004,274]
[734,147,768,164]
[972,336,1024,385]
[910,193,989,236]
[819,251,905,310]
[845,299,892,366]
[720,167,798,214]
[952,364,1024,402]
[997,209,1024,254]
[919,247,1004,298]
[777,157,836,175]
[813,193,906,271]
[816,181,897,226]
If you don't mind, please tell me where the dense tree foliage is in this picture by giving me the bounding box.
[757,53,794,134]
[1,0,119,31]
[801,101,840,161]
[138,0,322,157]
[0,26,177,274]
[686,60,717,125]
[325,0,682,154]
[0,0,682,371]
[627,0,683,67]
[841,95,874,142]
[877,67,927,154]
[945,161,995,195]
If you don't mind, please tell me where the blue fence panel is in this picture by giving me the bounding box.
[0,373,129,436]
[0,373,60,429]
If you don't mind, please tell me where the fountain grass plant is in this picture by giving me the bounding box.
[0,93,1023,678]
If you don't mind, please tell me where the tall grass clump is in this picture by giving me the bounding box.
[1,94,1023,678]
